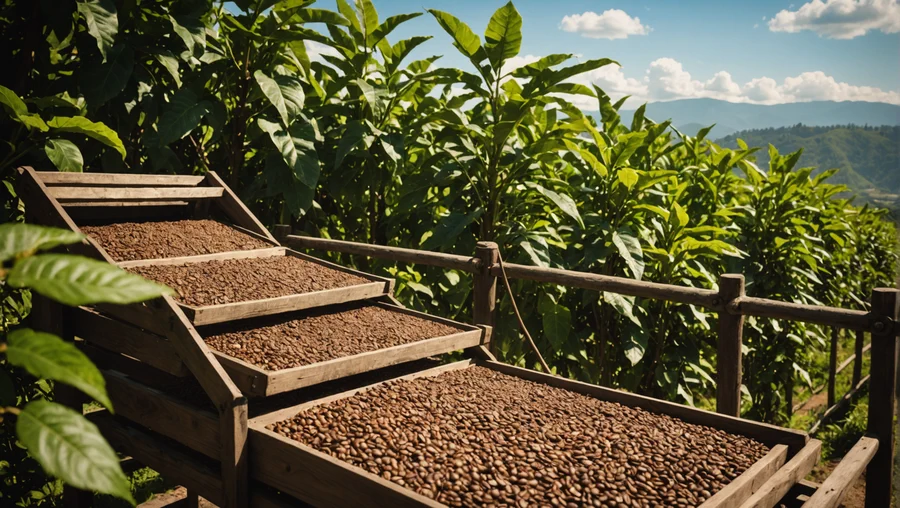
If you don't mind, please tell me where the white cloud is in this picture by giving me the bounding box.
[304,41,340,62]
[768,0,900,39]
[560,10,650,39]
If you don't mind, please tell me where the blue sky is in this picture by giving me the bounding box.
[306,0,900,107]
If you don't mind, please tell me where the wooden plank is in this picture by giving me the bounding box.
[865,288,899,508]
[284,234,482,273]
[212,353,270,397]
[229,223,280,247]
[63,200,192,207]
[65,204,190,223]
[103,370,219,458]
[88,411,225,506]
[220,400,249,508]
[837,341,870,377]
[740,439,821,508]
[185,282,388,326]
[808,375,869,435]
[699,445,788,508]
[72,307,189,377]
[804,437,879,508]
[473,241,499,350]
[93,300,172,337]
[36,171,205,186]
[17,166,81,231]
[492,261,721,309]
[729,297,871,332]
[484,360,809,453]
[249,429,443,508]
[79,342,181,389]
[717,274,745,417]
[204,171,278,243]
[852,330,865,385]
[118,247,286,268]
[827,328,838,408]
[48,186,223,201]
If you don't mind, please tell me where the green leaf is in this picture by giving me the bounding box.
[254,70,305,128]
[511,54,571,78]
[44,139,84,172]
[48,117,126,159]
[370,13,422,46]
[428,9,481,57]
[288,8,349,26]
[527,182,582,228]
[672,202,689,229]
[80,44,133,108]
[157,89,211,146]
[0,85,27,116]
[335,120,368,168]
[7,254,173,306]
[421,209,483,250]
[355,79,387,118]
[611,230,644,280]
[170,15,206,57]
[622,325,648,366]
[15,113,49,131]
[519,236,551,267]
[483,2,522,70]
[617,167,638,190]
[258,118,320,189]
[154,53,182,88]
[77,0,118,60]
[7,329,112,411]
[541,301,571,348]
[602,292,640,326]
[355,0,379,40]
[0,223,84,262]
[17,400,134,503]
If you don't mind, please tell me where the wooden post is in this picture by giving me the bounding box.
[273,224,290,244]
[852,329,864,386]
[473,242,499,351]
[827,327,838,408]
[865,287,899,508]
[716,274,745,417]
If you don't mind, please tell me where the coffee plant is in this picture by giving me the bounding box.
[0,0,897,500]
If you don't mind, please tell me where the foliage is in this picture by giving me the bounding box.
[1,224,172,506]
[818,400,868,461]
[0,0,895,447]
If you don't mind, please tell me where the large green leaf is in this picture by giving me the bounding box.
[44,139,84,173]
[370,13,422,46]
[335,120,369,168]
[541,301,571,349]
[511,54,571,78]
[602,292,640,326]
[7,254,173,306]
[421,208,483,250]
[254,70,305,128]
[428,10,481,57]
[170,15,206,57]
[7,329,112,411]
[355,0,379,39]
[48,117,126,159]
[0,84,27,116]
[157,89,211,146]
[77,0,118,60]
[80,43,133,108]
[258,118,320,189]
[622,325,648,366]
[483,2,522,69]
[0,223,84,262]
[611,229,644,280]
[527,182,583,228]
[355,79,387,118]
[17,400,133,503]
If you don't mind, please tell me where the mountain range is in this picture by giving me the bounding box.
[615,99,900,139]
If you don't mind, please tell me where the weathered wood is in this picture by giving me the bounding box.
[65,204,190,223]
[838,341,870,378]
[741,439,821,508]
[62,200,192,207]
[864,288,899,508]
[103,370,219,458]
[205,171,278,243]
[806,437,879,508]
[93,300,172,337]
[36,171,205,187]
[852,330,864,386]
[717,274,745,417]
[827,327,838,408]
[72,307,189,377]
[473,242,499,352]
[118,247,286,268]
[48,186,223,201]
[807,375,869,435]
[208,302,485,397]
[17,166,82,231]
[699,445,788,508]
[273,224,291,243]
[284,234,482,273]
[491,261,721,309]
[79,342,181,389]
[729,297,871,331]
[220,400,249,508]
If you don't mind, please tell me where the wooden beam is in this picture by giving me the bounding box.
[473,241,499,333]
[729,297,871,331]
[284,234,482,273]
[118,247,286,268]
[62,200,192,207]
[36,172,206,186]
[852,330,865,386]
[827,328,838,408]
[698,445,787,507]
[717,274,745,417]
[741,439,821,508]
[806,437,879,508]
[204,171,278,243]
[808,375,869,435]
[17,166,81,231]
[48,186,223,202]
[220,400,249,508]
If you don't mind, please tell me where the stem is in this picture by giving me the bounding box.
[0,406,20,416]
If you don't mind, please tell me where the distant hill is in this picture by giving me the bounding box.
[615,99,900,140]
[717,125,900,207]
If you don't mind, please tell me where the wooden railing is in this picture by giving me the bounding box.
[277,229,899,507]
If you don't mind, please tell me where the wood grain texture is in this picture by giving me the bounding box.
[473,241,499,338]
[806,437,878,508]
[117,247,286,268]
[205,171,278,243]
[48,186,223,201]
[740,439,821,508]
[717,274,745,417]
[698,445,787,508]
[729,297,871,331]
[17,166,82,232]
[36,171,205,186]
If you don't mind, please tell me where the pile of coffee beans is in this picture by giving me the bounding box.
[270,366,769,507]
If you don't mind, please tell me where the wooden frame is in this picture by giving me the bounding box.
[124,248,393,325]
[204,301,488,397]
[248,359,808,508]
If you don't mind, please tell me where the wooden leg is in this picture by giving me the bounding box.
[716,274,745,417]
[187,491,201,508]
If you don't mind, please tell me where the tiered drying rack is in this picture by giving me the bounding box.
[16,167,892,508]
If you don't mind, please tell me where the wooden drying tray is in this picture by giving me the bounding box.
[202,301,488,397]
[119,247,393,325]
[248,359,814,508]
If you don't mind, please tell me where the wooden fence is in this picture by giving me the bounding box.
[276,229,900,508]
